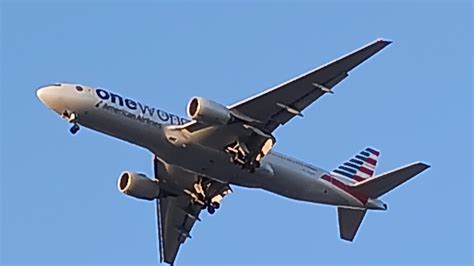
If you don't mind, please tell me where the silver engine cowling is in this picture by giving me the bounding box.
[117,171,160,200]
[187,97,232,125]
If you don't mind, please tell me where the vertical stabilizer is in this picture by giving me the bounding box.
[332,147,380,182]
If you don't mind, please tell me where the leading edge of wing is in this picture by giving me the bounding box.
[227,38,392,109]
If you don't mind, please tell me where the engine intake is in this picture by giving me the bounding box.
[187,97,232,125]
[118,171,160,200]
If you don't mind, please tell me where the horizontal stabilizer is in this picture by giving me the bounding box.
[338,207,367,241]
[354,162,430,198]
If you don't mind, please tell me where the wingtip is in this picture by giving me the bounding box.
[376,37,393,45]
[414,161,431,170]
[421,162,431,169]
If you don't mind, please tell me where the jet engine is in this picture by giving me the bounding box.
[187,97,232,125]
[117,171,160,200]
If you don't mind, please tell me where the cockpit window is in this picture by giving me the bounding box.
[75,86,84,92]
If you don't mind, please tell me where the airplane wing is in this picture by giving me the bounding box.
[228,38,392,133]
[172,39,391,169]
[156,195,202,264]
[153,157,230,265]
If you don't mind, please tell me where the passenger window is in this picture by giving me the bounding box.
[75,86,84,92]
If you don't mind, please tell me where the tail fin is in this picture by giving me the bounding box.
[332,147,380,183]
[337,207,367,241]
[353,162,430,198]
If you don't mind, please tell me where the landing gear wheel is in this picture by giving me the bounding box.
[70,124,80,135]
[207,205,216,215]
[210,201,220,210]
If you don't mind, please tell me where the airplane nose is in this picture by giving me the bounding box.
[36,85,59,108]
[36,87,47,104]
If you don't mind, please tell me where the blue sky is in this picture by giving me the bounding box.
[1,0,472,265]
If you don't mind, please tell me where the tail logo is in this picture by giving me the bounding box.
[332,147,380,182]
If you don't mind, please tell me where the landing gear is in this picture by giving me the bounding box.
[207,205,216,214]
[190,176,230,215]
[230,153,261,173]
[206,201,220,215]
[246,160,260,173]
[63,111,80,135]
[225,137,273,174]
[227,145,261,173]
[70,124,80,135]
[210,201,220,209]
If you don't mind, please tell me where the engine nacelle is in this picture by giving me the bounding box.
[187,97,232,125]
[117,171,160,201]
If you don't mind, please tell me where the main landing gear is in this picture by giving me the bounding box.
[230,154,260,173]
[191,177,230,215]
[226,142,262,173]
[207,201,220,215]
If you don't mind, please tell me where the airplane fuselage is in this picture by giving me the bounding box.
[37,83,385,210]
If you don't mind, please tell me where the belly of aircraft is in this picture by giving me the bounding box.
[79,110,363,208]
[152,139,266,187]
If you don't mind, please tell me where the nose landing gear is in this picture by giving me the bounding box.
[70,124,80,134]
[63,111,80,135]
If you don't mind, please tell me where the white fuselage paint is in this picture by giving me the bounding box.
[37,83,377,209]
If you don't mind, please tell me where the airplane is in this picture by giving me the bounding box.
[36,38,430,265]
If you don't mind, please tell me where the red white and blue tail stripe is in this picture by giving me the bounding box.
[331,147,380,183]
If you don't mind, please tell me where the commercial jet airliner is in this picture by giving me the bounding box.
[37,39,429,265]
